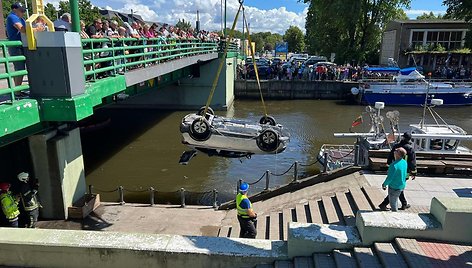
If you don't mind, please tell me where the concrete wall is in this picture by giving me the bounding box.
[116,57,235,110]
[234,80,357,100]
[28,128,87,219]
[0,228,287,268]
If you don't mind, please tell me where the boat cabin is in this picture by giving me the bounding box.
[410,124,467,153]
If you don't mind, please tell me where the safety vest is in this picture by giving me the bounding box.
[21,189,39,211]
[0,192,20,221]
[236,193,252,219]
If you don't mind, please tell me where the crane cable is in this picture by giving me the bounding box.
[202,2,268,118]
[202,3,243,116]
[242,6,268,117]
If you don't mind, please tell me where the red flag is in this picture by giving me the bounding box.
[351,115,363,127]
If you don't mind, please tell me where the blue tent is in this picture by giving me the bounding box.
[400,67,417,75]
[364,67,401,72]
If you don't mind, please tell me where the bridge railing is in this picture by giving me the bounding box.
[0,40,29,103]
[81,38,220,81]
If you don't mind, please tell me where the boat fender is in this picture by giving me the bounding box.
[351,87,359,95]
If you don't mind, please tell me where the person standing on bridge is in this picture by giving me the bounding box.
[0,183,20,227]
[17,172,40,228]
[381,147,408,212]
[236,182,257,239]
[379,132,417,211]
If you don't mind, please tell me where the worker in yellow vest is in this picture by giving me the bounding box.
[0,182,20,227]
[17,172,40,228]
[236,182,257,238]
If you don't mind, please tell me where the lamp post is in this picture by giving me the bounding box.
[224,0,227,37]
[70,0,80,32]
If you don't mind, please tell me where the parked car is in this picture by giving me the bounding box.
[304,56,328,67]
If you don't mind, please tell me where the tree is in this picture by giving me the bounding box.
[3,0,32,21]
[417,11,443,20]
[444,0,472,47]
[44,3,58,20]
[176,19,192,32]
[283,26,305,53]
[58,0,100,26]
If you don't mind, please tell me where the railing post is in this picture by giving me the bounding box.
[118,186,125,205]
[237,179,242,194]
[149,187,155,206]
[88,185,93,195]
[293,161,299,183]
[180,188,186,208]
[354,145,360,166]
[323,152,329,174]
[212,189,218,209]
[265,170,270,191]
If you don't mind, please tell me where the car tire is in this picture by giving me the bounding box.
[259,115,277,126]
[190,118,211,142]
[197,106,214,116]
[257,129,279,152]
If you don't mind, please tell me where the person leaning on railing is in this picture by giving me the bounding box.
[6,2,45,91]
[79,20,92,73]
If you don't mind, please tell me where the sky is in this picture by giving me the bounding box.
[44,0,448,34]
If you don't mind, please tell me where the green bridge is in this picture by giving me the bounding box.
[0,32,239,219]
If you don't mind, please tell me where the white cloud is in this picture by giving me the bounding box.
[95,0,306,34]
[404,9,447,18]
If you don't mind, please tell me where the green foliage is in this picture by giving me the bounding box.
[416,11,444,20]
[44,3,58,20]
[283,25,305,53]
[176,19,192,31]
[443,0,472,48]
[58,0,100,26]
[2,0,32,21]
[225,28,283,53]
[304,0,411,64]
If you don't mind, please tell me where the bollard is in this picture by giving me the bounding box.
[88,185,93,195]
[293,161,299,182]
[212,189,218,208]
[323,152,329,174]
[354,145,360,166]
[180,188,186,208]
[149,187,155,206]
[118,186,125,205]
[237,179,242,193]
[265,170,270,191]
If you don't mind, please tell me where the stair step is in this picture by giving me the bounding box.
[256,215,268,240]
[333,250,357,268]
[295,204,308,223]
[335,192,356,226]
[255,264,273,268]
[307,200,322,224]
[353,247,382,268]
[282,208,292,240]
[395,238,432,268]
[218,226,230,237]
[321,196,341,224]
[349,188,372,212]
[363,186,386,210]
[274,260,293,268]
[313,253,335,268]
[269,212,281,240]
[293,256,314,268]
[374,243,408,268]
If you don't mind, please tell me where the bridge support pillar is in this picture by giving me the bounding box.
[28,127,86,219]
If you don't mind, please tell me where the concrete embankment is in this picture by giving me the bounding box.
[234,79,358,100]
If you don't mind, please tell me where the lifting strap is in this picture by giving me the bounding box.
[242,6,268,117]
[202,3,243,116]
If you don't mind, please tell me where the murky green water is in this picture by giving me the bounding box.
[81,100,472,204]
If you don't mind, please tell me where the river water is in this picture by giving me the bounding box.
[81,100,472,204]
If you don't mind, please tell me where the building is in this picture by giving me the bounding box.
[380,20,471,72]
[99,9,145,24]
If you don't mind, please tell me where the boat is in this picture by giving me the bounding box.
[351,67,472,106]
[318,99,472,171]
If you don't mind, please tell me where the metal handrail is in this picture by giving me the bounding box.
[0,40,29,103]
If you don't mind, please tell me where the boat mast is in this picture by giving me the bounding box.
[420,77,431,128]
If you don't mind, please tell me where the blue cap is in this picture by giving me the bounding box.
[239,182,249,192]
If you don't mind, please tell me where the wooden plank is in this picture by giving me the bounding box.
[256,215,268,240]
[308,200,323,224]
[218,226,230,237]
[416,159,446,167]
[282,208,292,241]
[350,188,372,212]
[363,186,386,210]
[295,204,308,223]
[322,196,341,224]
[335,192,356,226]
[269,212,281,240]
[441,160,472,167]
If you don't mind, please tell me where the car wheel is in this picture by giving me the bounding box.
[197,106,214,116]
[190,118,211,141]
[259,115,277,126]
[257,129,279,152]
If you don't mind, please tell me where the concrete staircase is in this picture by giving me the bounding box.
[218,185,424,240]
